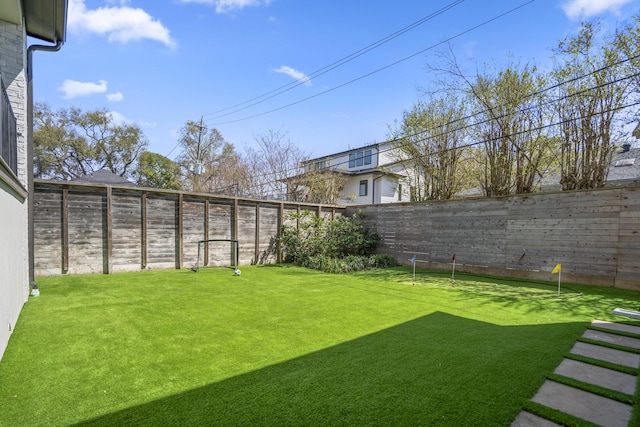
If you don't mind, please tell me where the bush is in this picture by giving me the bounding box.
[279,210,394,273]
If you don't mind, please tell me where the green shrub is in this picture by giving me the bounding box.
[279,210,395,273]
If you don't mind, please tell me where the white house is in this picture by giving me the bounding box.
[0,0,68,360]
[294,141,410,205]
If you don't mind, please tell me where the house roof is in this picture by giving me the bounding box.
[71,169,137,187]
[304,141,395,164]
[607,146,640,183]
[0,0,68,43]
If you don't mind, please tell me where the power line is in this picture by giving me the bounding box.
[203,0,465,121]
[238,67,640,195]
[165,1,532,158]
[206,0,535,127]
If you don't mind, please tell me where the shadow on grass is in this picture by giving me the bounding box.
[75,312,584,426]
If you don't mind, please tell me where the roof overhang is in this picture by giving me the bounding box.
[0,0,68,43]
[24,0,68,43]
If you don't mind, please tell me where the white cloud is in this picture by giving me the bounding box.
[106,92,124,101]
[139,120,157,127]
[180,0,271,14]
[58,79,108,99]
[107,111,130,125]
[561,0,634,19]
[272,66,312,87]
[68,0,176,48]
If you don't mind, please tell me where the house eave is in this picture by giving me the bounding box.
[24,0,68,43]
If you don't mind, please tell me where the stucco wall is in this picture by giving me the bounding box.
[0,19,28,361]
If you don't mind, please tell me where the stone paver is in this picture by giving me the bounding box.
[513,322,640,427]
[592,320,640,336]
[583,329,640,349]
[510,411,562,427]
[570,341,640,368]
[554,358,637,395]
[532,380,633,427]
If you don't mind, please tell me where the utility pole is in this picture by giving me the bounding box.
[193,116,205,191]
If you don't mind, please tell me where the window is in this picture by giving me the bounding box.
[0,78,17,176]
[359,180,368,197]
[349,149,374,168]
[314,160,327,170]
[364,150,372,165]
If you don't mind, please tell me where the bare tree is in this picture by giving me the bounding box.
[176,119,249,194]
[389,93,468,200]
[552,22,633,190]
[244,129,309,200]
[428,49,556,196]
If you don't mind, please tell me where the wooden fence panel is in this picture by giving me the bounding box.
[146,194,178,269]
[205,202,233,267]
[111,190,142,272]
[33,187,63,275]
[237,203,256,265]
[182,198,205,268]
[257,204,279,264]
[67,188,105,275]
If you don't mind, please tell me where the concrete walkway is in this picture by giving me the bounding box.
[511,320,639,427]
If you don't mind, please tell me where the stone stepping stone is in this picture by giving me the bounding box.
[553,358,637,395]
[582,329,640,350]
[592,320,640,336]
[570,342,639,368]
[510,411,561,427]
[531,380,632,427]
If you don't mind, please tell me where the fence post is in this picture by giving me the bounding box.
[62,185,69,274]
[104,186,112,274]
[141,191,147,269]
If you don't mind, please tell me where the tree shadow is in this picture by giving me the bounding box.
[75,312,585,426]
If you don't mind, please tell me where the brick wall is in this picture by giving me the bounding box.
[0,21,27,186]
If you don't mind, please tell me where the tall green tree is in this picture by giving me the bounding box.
[34,103,148,180]
[135,151,182,189]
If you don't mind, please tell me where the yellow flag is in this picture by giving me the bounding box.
[552,263,561,274]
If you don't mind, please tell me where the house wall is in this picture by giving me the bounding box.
[0,19,29,360]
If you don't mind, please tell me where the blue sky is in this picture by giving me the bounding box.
[31,0,639,160]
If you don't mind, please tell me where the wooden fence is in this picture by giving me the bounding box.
[34,180,640,291]
[33,180,344,276]
[347,185,640,290]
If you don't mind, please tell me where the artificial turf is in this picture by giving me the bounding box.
[0,266,638,426]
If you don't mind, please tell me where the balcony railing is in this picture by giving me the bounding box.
[1,77,18,176]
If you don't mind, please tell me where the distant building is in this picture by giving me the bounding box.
[71,169,137,187]
[286,141,410,205]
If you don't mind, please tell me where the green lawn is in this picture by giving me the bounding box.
[0,266,638,426]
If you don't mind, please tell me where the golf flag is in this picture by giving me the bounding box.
[552,263,561,274]
[451,253,456,280]
[409,255,417,285]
